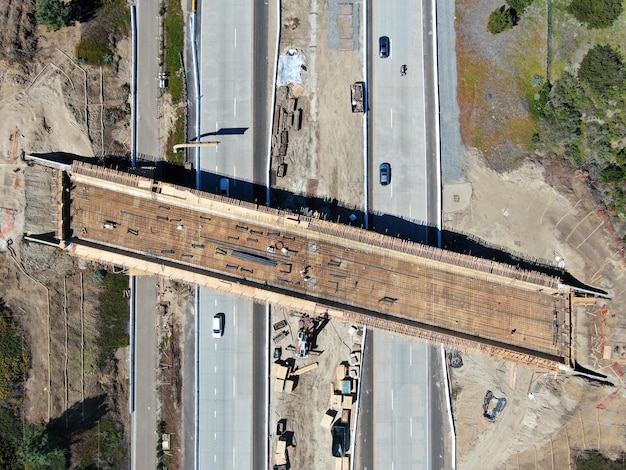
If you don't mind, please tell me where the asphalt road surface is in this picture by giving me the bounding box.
[197,291,253,469]
[197,0,254,197]
[370,0,428,224]
[132,0,161,467]
[132,276,158,470]
[364,0,447,468]
[135,0,160,160]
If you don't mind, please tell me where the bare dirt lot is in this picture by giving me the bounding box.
[273,0,365,209]
[443,154,626,468]
[0,7,133,467]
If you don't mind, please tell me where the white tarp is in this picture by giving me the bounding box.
[277,53,306,86]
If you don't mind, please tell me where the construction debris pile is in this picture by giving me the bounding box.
[271,85,304,179]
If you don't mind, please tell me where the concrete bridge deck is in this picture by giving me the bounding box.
[60,162,572,368]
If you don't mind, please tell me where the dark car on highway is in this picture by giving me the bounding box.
[379,162,391,185]
[379,36,390,58]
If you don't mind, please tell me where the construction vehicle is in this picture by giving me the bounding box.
[350,82,365,113]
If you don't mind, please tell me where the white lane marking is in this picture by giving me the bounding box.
[214,365,217,373]
[214,432,217,441]
[233,447,236,468]
[214,409,217,417]
[234,28,237,49]
[409,204,412,218]
[215,299,218,306]
[410,417,413,437]
[233,305,236,326]
[390,108,393,128]
[214,343,217,351]
[214,455,217,463]
[410,347,413,366]
[391,389,394,411]
[214,388,217,395]
[233,376,236,397]
[233,166,236,180]
[234,97,237,117]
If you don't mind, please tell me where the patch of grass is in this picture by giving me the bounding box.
[97,272,129,367]
[167,114,186,164]
[164,0,184,104]
[75,0,129,65]
[0,309,30,402]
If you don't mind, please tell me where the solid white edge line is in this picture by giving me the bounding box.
[440,344,456,469]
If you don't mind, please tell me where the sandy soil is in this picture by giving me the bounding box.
[0,15,132,467]
[443,155,626,468]
[274,0,365,209]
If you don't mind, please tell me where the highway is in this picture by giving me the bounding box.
[132,0,161,467]
[132,276,158,470]
[194,0,270,468]
[197,0,255,197]
[365,0,445,468]
[370,0,430,227]
[197,293,253,469]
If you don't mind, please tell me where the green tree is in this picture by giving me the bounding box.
[0,313,30,402]
[600,165,625,183]
[16,426,66,469]
[578,45,626,99]
[567,0,624,29]
[507,0,533,14]
[35,0,71,31]
[487,6,518,34]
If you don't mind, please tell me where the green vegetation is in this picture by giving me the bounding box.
[97,272,130,367]
[167,115,185,164]
[73,417,125,468]
[487,5,517,34]
[535,44,626,215]
[75,0,130,65]
[16,425,66,469]
[164,0,185,104]
[578,45,626,100]
[575,450,626,469]
[567,0,624,29]
[488,0,535,34]
[35,0,71,31]
[0,311,30,402]
[507,0,534,14]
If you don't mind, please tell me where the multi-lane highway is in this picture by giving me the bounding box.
[132,0,161,467]
[365,0,445,468]
[197,293,253,469]
[193,0,270,468]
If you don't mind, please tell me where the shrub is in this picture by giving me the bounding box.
[507,0,533,14]
[567,0,624,29]
[600,165,625,183]
[0,312,30,402]
[487,6,517,34]
[36,0,71,31]
[578,45,626,99]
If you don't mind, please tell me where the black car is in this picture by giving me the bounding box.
[379,162,391,185]
[331,423,351,457]
[379,36,390,58]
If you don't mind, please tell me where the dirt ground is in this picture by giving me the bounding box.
[0,9,133,467]
[274,0,365,209]
[269,308,362,470]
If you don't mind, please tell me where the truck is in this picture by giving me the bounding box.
[350,82,365,113]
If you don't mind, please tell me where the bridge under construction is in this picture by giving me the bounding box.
[47,162,576,369]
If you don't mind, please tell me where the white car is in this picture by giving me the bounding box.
[212,313,224,338]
